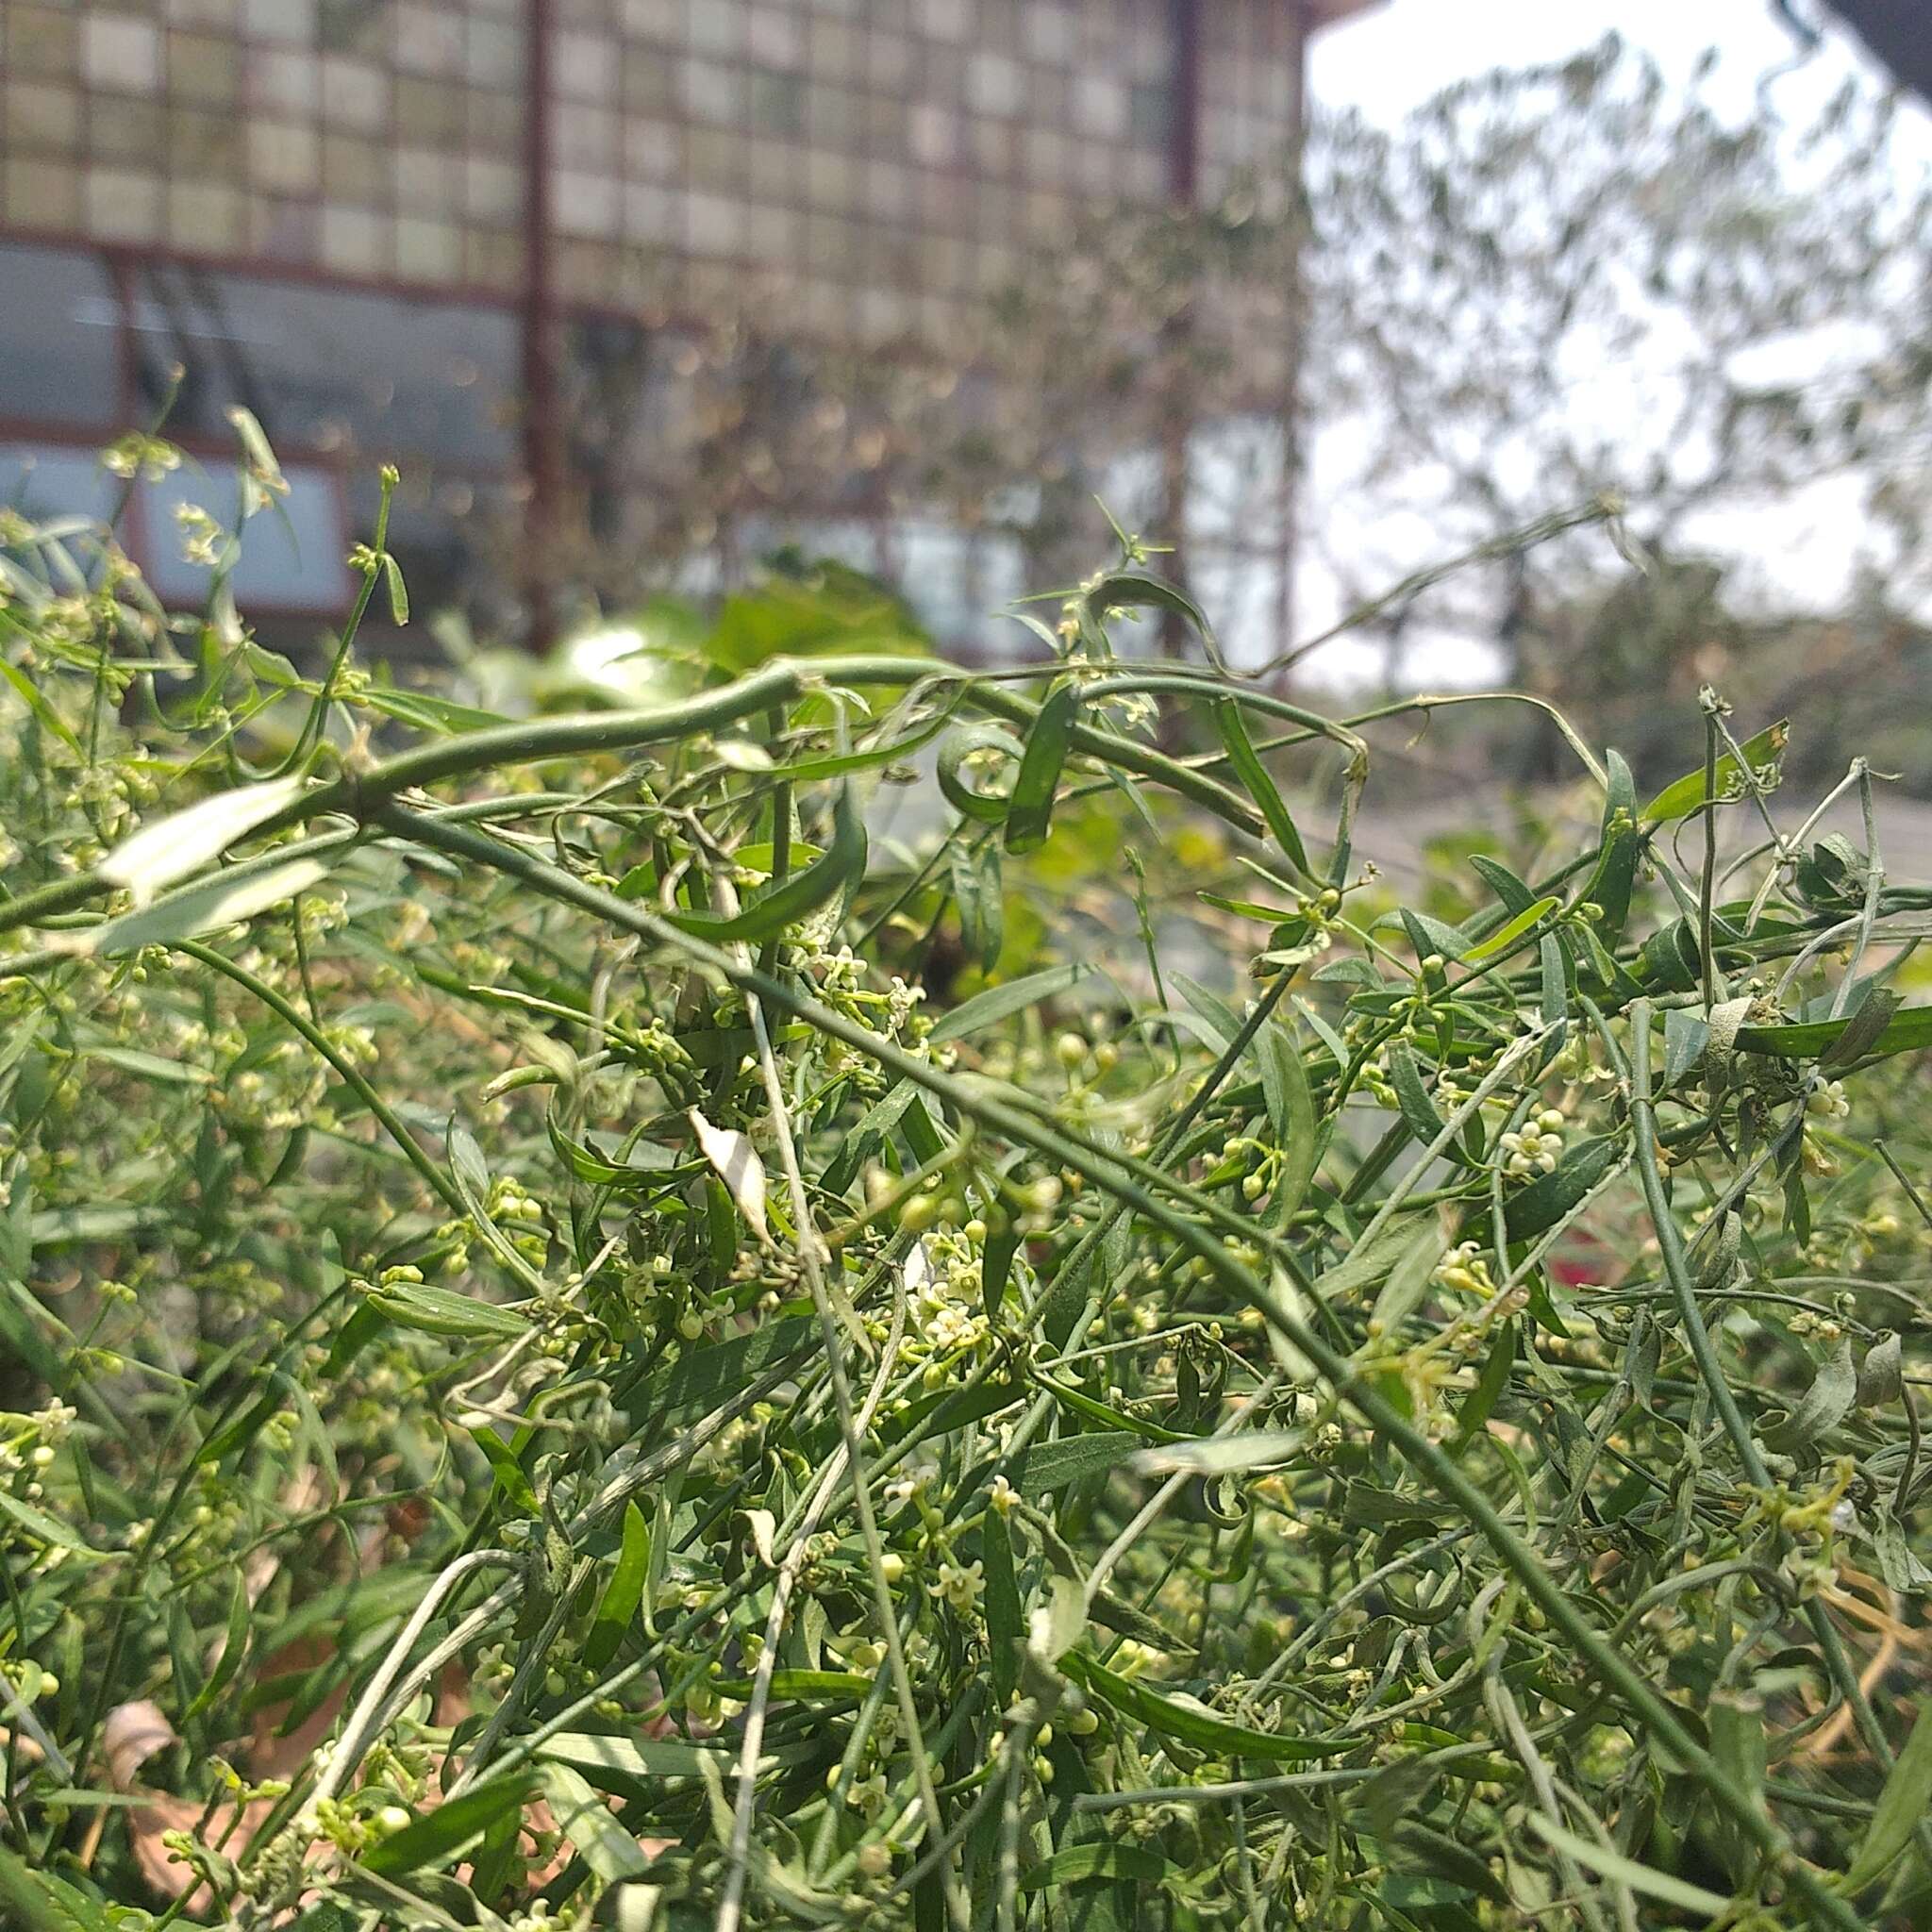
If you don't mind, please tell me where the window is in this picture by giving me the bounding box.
[0,243,121,430]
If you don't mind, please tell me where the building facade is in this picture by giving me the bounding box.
[0,0,1369,648]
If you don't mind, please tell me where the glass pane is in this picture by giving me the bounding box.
[142,458,353,614]
[126,267,519,479]
[0,242,120,429]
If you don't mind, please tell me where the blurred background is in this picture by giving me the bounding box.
[0,0,1928,801]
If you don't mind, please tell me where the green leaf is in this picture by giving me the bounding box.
[1005,683,1079,853]
[619,1317,816,1427]
[1063,1652,1347,1762]
[0,659,83,757]
[466,1421,540,1513]
[381,551,409,625]
[1451,1320,1516,1454]
[668,780,866,941]
[64,858,330,958]
[1857,1330,1903,1407]
[937,723,1024,824]
[983,1509,1022,1705]
[1468,854,1536,917]
[359,1774,532,1876]
[1086,572,1217,657]
[1389,1041,1448,1151]
[585,1500,651,1668]
[1662,1008,1710,1091]
[1759,1337,1856,1457]
[1020,1843,1174,1890]
[358,688,509,735]
[929,961,1093,1042]
[1525,1816,1731,1917]
[1460,896,1559,964]
[1215,699,1310,876]
[0,1848,114,1932]
[951,840,1004,975]
[1002,1430,1141,1498]
[1820,988,1902,1071]
[1841,1699,1932,1893]
[366,1279,528,1341]
[1737,1004,1932,1062]
[182,1571,253,1722]
[0,1485,107,1557]
[1642,719,1789,824]
[537,1732,758,1789]
[1540,932,1568,1029]
[538,1762,655,1882]
[98,774,308,908]
[1393,908,1471,962]
[1257,1018,1319,1223]
[1131,1432,1299,1477]
[1502,1134,1625,1241]
[1036,1373,1186,1445]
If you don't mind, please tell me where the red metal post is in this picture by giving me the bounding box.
[1158,0,1203,655]
[522,0,564,652]
[1275,3,1311,674]
[1168,0,1202,206]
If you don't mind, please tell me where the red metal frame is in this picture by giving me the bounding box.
[520,0,563,651]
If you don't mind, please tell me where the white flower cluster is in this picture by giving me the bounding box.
[1806,1078,1849,1120]
[1499,1108,1567,1177]
[1434,1241,1497,1299]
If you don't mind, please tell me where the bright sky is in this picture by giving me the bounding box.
[1310,0,1931,150]
[1290,0,1932,688]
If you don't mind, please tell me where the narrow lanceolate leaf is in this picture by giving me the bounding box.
[1820,988,1902,1071]
[0,1486,107,1557]
[60,858,329,958]
[367,1278,528,1341]
[584,1500,651,1668]
[1257,1017,1319,1222]
[1215,698,1311,876]
[1131,1432,1300,1477]
[668,781,866,942]
[538,1733,760,1787]
[1502,1134,1626,1241]
[1759,1336,1856,1457]
[1642,719,1789,824]
[1020,1843,1174,1890]
[1524,1816,1733,1917]
[1662,1008,1710,1091]
[359,1775,532,1876]
[1389,1041,1448,1152]
[1062,1652,1348,1762]
[951,840,1005,974]
[539,1762,656,1882]
[99,774,308,906]
[1002,1430,1141,1498]
[1737,1004,1932,1062]
[1085,571,1220,658]
[937,722,1024,824]
[1005,682,1079,853]
[1461,895,1559,963]
[689,1106,769,1242]
[466,1421,539,1512]
[1469,853,1537,917]
[0,659,82,756]
[1840,1699,1932,1894]
[929,961,1092,1041]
